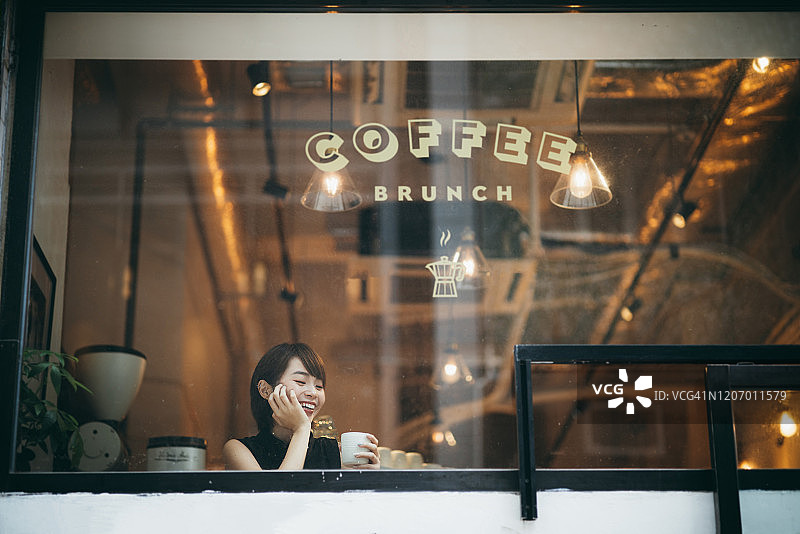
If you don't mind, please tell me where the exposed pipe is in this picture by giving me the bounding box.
[256,61,299,343]
[123,115,309,347]
[124,122,147,349]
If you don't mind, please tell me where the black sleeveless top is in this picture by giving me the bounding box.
[238,430,341,470]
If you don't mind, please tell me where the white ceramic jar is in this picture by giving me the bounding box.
[146,436,206,471]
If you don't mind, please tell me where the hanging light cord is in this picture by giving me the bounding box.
[462,63,469,192]
[574,59,582,137]
[329,59,334,132]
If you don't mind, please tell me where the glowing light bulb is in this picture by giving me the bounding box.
[620,298,641,322]
[672,213,687,229]
[324,173,342,197]
[439,343,473,386]
[550,137,612,209]
[620,306,634,322]
[752,57,770,73]
[779,412,797,438]
[252,81,271,96]
[443,360,459,383]
[452,228,490,288]
[301,167,361,212]
[462,259,476,277]
[568,159,593,199]
[432,430,444,444]
[739,460,754,470]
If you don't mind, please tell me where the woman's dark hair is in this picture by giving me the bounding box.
[249,343,326,432]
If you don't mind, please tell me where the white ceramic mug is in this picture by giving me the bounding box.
[377,446,392,468]
[390,449,408,469]
[406,451,424,469]
[340,432,370,466]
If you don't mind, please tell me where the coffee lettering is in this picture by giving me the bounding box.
[354,122,398,163]
[408,119,442,158]
[494,123,531,165]
[537,131,576,174]
[306,132,349,172]
[452,120,486,158]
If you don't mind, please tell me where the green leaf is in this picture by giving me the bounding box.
[20,387,40,404]
[40,409,57,426]
[54,351,67,366]
[49,367,62,396]
[62,369,91,394]
[69,431,85,469]
[57,411,79,433]
[19,349,92,471]
[27,362,51,377]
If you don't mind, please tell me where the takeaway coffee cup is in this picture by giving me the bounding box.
[340,432,370,466]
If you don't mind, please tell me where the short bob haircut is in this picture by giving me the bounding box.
[249,343,326,432]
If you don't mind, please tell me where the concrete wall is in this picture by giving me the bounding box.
[0,491,714,534]
[1,489,797,533]
[0,490,800,534]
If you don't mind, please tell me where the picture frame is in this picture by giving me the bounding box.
[25,237,56,351]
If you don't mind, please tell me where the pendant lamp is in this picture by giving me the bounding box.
[247,61,272,97]
[671,199,697,229]
[301,61,362,212]
[439,342,474,385]
[452,227,490,289]
[550,61,612,209]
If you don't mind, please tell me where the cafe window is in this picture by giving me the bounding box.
[3,7,799,491]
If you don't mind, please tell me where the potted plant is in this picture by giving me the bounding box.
[16,349,92,471]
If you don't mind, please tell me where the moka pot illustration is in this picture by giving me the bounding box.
[426,255,466,298]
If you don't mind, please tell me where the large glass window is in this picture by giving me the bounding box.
[10,11,800,477]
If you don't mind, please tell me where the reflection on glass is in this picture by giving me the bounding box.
[549,136,612,209]
[752,57,771,74]
[452,227,490,289]
[23,57,800,471]
[533,364,712,469]
[734,391,800,469]
[779,411,797,438]
[301,167,362,212]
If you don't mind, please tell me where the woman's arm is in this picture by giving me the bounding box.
[222,439,261,470]
[277,425,311,470]
[269,384,312,470]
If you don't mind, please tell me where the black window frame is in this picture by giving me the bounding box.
[1,0,798,500]
[515,344,800,530]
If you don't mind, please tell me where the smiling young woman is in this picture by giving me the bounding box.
[222,343,380,470]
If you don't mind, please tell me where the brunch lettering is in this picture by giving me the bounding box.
[305,120,577,202]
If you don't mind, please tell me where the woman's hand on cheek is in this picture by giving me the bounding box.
[268,384,311,434]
